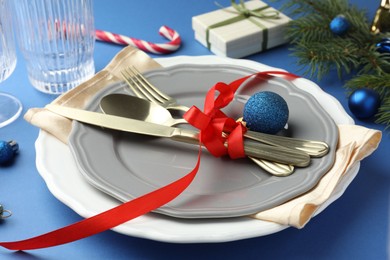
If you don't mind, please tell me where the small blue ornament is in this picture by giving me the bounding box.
[330,15,350,35]
[348,88,381,119]
[243,91,289,134]
[376,38,390,53]
[0,140,19,165]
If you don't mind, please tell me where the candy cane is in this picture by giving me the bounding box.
[95,25,181,54]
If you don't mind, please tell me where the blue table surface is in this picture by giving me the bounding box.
[1,0,389,259]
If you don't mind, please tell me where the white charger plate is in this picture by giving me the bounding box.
[35,56,356,243]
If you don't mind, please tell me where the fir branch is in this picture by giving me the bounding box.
[290,38,361,78]
[283,0,383,79]
[278,0,390,128]
[287,15,333,43]
[377,97,390,128]
[279,0,350,20]
[344,73,390,96]
[358,45,390,75]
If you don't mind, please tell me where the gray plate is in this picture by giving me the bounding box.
[69,64,338,219]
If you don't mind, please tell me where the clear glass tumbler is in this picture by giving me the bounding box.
[12,0,95,94]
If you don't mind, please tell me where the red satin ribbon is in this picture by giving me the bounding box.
[0,70,298,251]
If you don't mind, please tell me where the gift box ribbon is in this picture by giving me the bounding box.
[206,0,280,51]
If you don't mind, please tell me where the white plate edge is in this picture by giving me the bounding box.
[34,55,358,243]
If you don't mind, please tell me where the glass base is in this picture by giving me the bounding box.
[27,60,95,94]
[0,92,22,127]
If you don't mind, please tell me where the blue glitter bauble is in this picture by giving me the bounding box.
[376,38,390,53]
[330,15,350,35]
[348,88,381,119]
[0,140,18,165]
[243,91,289,134]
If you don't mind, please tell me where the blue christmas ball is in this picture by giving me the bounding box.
[348,88,381,119]
[376,38,390,53]
[0,140,18,165]
[330,15,350,35]
[243,91,289,134]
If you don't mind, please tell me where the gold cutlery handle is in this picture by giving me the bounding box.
[173,128,310,167]
[244,130,329,157]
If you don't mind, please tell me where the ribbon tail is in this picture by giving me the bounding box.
[0,147,202,251]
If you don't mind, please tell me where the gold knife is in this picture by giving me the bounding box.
[46,104,310,167]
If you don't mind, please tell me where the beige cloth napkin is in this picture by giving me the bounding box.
[251,124,381,227]
[24,45,382,228]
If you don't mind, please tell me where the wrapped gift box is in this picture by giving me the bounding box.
[192,0,292,58]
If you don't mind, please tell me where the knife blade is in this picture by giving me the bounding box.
[46,104,310,167]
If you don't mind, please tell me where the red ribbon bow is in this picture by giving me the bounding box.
[183,81,248,159]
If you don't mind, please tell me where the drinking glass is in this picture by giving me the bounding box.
[12,0,95,94]
[0,0,21,128]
